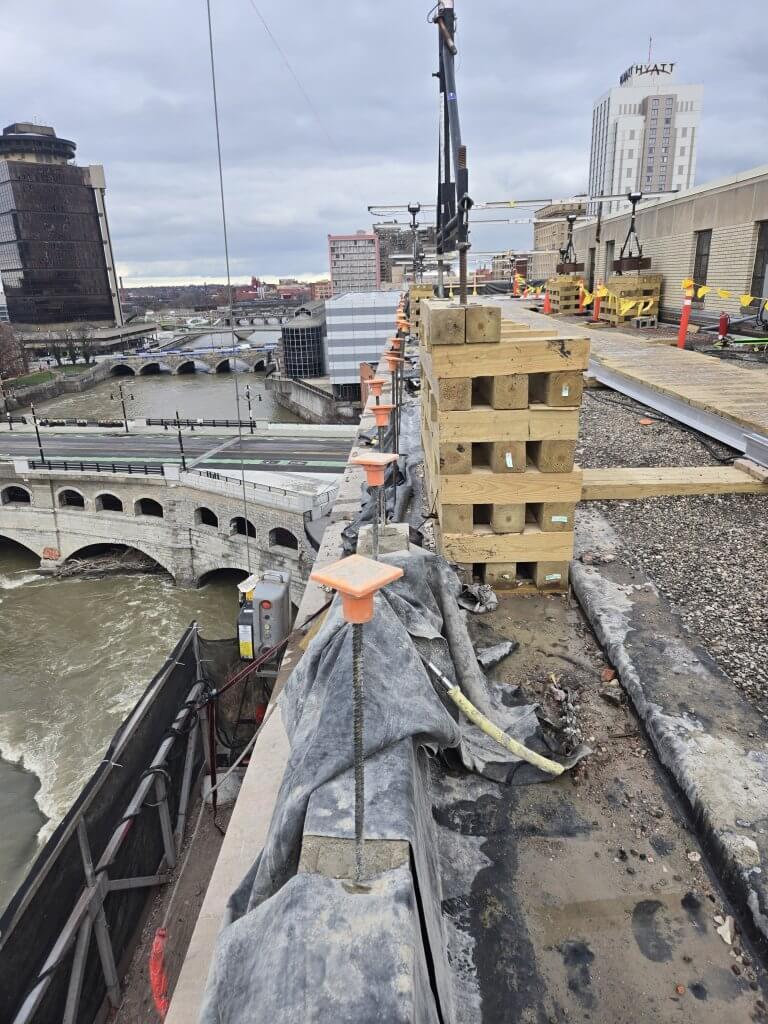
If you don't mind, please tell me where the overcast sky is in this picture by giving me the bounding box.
[4,0,765,285]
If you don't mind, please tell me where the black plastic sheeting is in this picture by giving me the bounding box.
[200,549,581,1023]
[0,628,238,1024]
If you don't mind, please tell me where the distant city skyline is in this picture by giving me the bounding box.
[3,0,765,285]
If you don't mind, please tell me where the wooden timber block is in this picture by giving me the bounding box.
[528,440,577,474]
[466,304,501,344]
[441,466,583,505]
[490,504,526,534]
[424,337,590,378]
[439,442,471,475]
[435,376,472,411]
[472,441,526,474]
[485,563,518,587]
[437,405,580,444]
[472,374,528,410]
[439,525,574,563]
[441,504,473,533]
[530,502,576,532]
[423,299,466,346]
[533,561,570,590]
[529,370,584,407]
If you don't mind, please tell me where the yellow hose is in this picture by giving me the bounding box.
[446,685,564,776]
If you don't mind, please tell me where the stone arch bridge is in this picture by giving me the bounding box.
[0,462,336,605]
[109,349,271,377]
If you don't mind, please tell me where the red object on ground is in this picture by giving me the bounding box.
[577,282,585,312]
[718,311,730,340]
[150,927,170,1019]
[677,289,693,348]
[512,275,519,297]
[591,282,602,323]
[542,291,552,314]
[639,418,654,426]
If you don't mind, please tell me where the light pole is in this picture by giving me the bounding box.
[243,383,262,435]
[30,402,45,465]
[110,382,133,434]
[408,202,421,283]
[175,409,187,471]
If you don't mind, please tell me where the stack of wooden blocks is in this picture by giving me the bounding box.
[408,284,435,342]
[601,273,662,325]
[419,299,590,593]
[545,276,582,315]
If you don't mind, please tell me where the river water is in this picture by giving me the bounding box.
[0,346,300,911]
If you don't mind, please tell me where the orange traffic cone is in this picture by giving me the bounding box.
[542,290,552,314]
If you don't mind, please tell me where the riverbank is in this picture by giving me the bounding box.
[1,361,112,413]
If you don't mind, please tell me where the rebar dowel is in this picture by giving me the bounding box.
[390,368,399,453]
[371,488,379,559]
[352,621,365,883]
[377,425,384,452]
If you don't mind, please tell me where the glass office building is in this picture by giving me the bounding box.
[279,304,326,378]
[0,124,119,325]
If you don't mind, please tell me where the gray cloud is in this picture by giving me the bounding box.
[3,0,765,283]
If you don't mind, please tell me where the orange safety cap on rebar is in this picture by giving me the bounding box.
[311,554,404,623]
[370,402,394,428]
[367,378,386,398]
[383,353,403,373]
[388,336,403,351]
[350,450,398,487]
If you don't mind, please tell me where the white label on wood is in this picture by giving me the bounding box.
[551,515,569,523]
[544,573,562,582]
[561,385,570,397]
[505,451,514,469]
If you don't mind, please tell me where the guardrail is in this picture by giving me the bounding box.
[28,459,165,476]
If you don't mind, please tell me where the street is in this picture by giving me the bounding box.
[0,431,352,474]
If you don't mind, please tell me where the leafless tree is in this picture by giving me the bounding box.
[0,323,27,378]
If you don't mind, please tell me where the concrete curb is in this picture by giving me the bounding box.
[572,508,768,942]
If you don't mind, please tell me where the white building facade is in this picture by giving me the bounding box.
[588,63,703,215]
[324,291,399,398]
[327,232,381,295]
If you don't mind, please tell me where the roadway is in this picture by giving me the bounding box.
[0,432,352,474]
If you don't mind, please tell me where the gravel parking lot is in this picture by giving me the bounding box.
[578,389,768,712]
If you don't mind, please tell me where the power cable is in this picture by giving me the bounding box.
[205,0,253,572]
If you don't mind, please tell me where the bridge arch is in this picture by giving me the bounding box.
[64,542,174,579]
[230,516,256,538]
[95,492,124,513]
[269,526,298,551]
[197,566,249,587]
[175,360,197,375]
[194,506,219,528]
[134,497,164,518]
[0,532,41,562]
[1,484,32,506]
[213,358,232,374]
[111,363,136,377]
[57,487,86,509]
[138,362,163,376]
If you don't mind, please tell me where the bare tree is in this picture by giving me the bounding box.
[73,323,95,365]
[0,323,27,378]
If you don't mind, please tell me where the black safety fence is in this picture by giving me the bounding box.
[28,460,165,476]
[0,625,240,1024]
[146,417,262,428]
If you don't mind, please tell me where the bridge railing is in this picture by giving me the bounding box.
[181,467,337,517]
[28,459,165,476]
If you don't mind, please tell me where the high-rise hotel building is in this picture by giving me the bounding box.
[587,63,703,215]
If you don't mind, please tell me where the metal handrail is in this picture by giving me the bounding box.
[28,459,165,476]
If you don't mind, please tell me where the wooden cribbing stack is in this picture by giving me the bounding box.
[419,298,590,593]
[545,276,582,315]
[408,284,435,342]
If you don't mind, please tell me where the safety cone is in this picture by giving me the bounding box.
[542,290,552,314]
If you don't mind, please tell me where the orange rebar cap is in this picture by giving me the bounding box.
[370,402,394,428]
[311,554,404,624]
[367,377,386,398]
[350,450,398,487]
[383,353,403,373]
[388,336,402,351]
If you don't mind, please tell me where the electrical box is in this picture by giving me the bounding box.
[237,570,292,659]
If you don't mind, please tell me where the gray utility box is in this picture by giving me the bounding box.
[237,570,292,659]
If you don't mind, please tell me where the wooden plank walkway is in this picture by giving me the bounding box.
[485,299,768,450]
[581,465,768,500]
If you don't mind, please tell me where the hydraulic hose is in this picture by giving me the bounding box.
[424,659,564,777]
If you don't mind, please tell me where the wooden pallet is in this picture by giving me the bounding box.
[601,273,661,325]
[546,275,582,315]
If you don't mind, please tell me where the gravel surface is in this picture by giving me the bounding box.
[577,389,768,711]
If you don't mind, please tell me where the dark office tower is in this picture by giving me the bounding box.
[0,123,122,326]
[279,303,326,378]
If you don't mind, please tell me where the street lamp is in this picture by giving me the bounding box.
[243,383,262,435]
[30,402,46,465]
[110,382,134,434]
[174,409,187,472]
[408,202,422,283]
